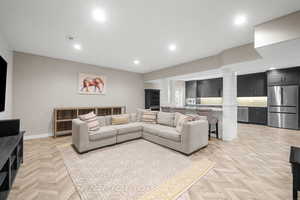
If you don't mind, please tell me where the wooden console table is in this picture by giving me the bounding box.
[53,106,126,137]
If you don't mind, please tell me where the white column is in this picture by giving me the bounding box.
[159,79,171,106]
[222,69,238,141]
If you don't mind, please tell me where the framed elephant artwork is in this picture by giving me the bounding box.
[78,73,106,95]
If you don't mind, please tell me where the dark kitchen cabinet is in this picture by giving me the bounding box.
[145,89,160,110]
[185,81,197,98]
[197,78,222,97]
[237,72,267,97]
[267,67,300,86]
[248,107,267,125]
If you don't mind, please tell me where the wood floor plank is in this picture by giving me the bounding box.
[8,124,300,200]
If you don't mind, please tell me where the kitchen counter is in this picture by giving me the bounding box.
[238,106,267,108]
[161,105,223,138]
[161,105,222,112]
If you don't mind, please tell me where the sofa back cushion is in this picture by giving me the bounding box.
[79,112,100,131]
[104,116,112,125]
[186,114,206,121]
[175,113,190,133]
[136,108,149,122]
[142,111,157,124]
[157,112,175,127]
[130,113,137,122]
[97,116,106,126]
[112,114,130,125]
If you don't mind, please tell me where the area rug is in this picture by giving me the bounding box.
[58,140,215,200]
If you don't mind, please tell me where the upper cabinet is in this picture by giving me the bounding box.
[197,78,223,97]
[237,72,267,97]
[185,80,197,98]
[267,67,300,86]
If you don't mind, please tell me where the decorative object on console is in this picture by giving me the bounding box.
[78,73,106,95]
[0,119,24,200]
[53,106,126,137]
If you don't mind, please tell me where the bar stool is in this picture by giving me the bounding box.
[208,120,219,140]
[290,146,300,200]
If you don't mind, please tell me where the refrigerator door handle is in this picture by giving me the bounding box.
[281,87,283,105]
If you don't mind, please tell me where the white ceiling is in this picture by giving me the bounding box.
[0,0,300,73]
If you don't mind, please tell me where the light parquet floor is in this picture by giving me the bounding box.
[8,124,300,200]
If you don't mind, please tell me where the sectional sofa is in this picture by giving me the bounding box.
[72,112,209,155]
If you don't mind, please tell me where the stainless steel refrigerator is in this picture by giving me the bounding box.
[268,85,299,129]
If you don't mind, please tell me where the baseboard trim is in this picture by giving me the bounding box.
[24,133,53,140]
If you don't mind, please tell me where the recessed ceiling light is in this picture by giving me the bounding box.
[92,8,107,23]
[168,44,177,52]
[234,15,247,26]
[73,44,82,50]
[133,60,140,65]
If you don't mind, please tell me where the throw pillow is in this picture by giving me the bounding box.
[79,112,100,131]
[142,111,157,124]
[157,112,175,127]
[175,113,190,133]
[174,112,183,127]
[112,114,130,125]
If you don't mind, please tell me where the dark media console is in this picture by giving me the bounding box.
[0,119,24,200]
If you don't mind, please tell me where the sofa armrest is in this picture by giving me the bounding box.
[72,119,89,153]
[181,120,209,154]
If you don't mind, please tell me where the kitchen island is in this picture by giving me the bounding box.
[161,105,223,139]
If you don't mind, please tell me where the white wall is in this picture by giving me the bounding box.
[144,79,185,107]
[0,33,13,119]
[255,11,300,48]
[144,80,169,106]
[13,52,144,137]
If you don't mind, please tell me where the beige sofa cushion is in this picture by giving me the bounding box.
[97,116,106,126]
[79,112,100,131]
[112,114,129,125]
[136,108,146,122]
[113,122,143,135]
[157,112,175,127]
[104,116,112,125]
[89,127,117,141]
[130,113,137,122]
[143,124,181,142]
[142,111,157,124]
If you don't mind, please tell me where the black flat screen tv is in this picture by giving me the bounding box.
[0,55,7,112]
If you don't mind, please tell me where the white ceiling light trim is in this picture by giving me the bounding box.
[92,8,107,23]
[234,15,247,26]
[168,44,177,52]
